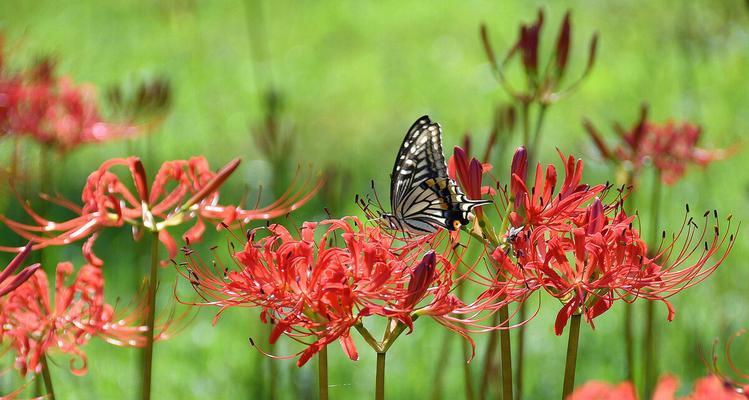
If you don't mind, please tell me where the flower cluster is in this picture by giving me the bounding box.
[0,40,138,152]
[456,146,736,335]
[0,156,320,262]
[0,261,166,376]
[481,9,598,105]
[177,216,491,366]
[585,105,732,185]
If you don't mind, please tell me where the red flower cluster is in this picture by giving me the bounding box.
[0,39,137,152]
[0,156,320,263]
[0,261,165,376]
[585,105,731,185]
[487,148,734,335]
[569,375,748,400]
[178,216,479,366]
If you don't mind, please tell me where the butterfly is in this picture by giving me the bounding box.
[381,115,492,234]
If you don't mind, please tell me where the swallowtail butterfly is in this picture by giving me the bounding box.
[381,115,492,234]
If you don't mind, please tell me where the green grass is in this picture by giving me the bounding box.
[1,0,749,398]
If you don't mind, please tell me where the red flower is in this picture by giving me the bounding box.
[177,217,473,366]
[0,45,139,152]
[0,156,320,263]
[0,261,165,376]
[509,148,607,230]
[584,105,732,185]
[0,243,40,297]
[493,198,734,335]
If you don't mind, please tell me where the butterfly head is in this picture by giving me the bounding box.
[379,212,401,230]
[446,210,471,232]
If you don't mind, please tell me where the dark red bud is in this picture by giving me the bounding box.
[511,147,528,208]
[586,198,605,235]
[183,158,241,210]
[555,11,572,77]
[586,33,599,72]
[130,157,149,203]
[0,242,33,284]
[582,119,612,161]
[404,251,437,309]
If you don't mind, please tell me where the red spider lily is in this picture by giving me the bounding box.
[481,9,598,105]
[0,41,139,152]
[509,147,608,231]
[177,216,492,366]
[0,243,40,297]
[584,105,732,185]
[0,261,169,376]
[493,198,735,335]
[568,375,748,399]
[0,156,321,262]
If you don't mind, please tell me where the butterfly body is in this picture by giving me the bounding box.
[382,115,492,234]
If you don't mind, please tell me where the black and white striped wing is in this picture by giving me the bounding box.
[388,116,491,234]
[390,115,447,211]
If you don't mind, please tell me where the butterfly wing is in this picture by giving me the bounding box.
[388,116,491,234]
[390,115,447,212]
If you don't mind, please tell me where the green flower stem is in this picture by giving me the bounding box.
[515,304,526,400]
[499,305,513,400]
[356,318,415,400]
[41,353,55,400]
[318,346,328,400]
[621,170,636,384]
[643,170,662,399]
[375,352,386,400]
[561,314,582,399]
[141,231,159,400]
[624,303,635,382]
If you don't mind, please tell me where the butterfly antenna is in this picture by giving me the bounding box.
[371,179,387,212]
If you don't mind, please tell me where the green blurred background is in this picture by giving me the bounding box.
[1,0,748,398]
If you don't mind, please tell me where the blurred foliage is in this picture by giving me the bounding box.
[1,0,749,398]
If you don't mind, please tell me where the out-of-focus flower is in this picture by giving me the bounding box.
[0,261,167,376]
[568,375,748,399]
[0,51,139,153]
[584,105,733,185]
[107,75,171,125]
[566,380,637,400]
[177,216,492,366]
[0,156,321,263]
[0,243,39,297]
[481,9,598,105]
